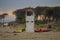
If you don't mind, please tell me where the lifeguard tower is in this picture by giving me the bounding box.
[25,8,35,32]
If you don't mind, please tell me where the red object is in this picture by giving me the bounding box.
[35,28,51,32]
[35,28,42,32]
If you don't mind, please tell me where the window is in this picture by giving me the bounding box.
[27,11,32,16]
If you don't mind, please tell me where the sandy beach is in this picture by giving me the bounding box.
[0,27,60,40]
[0,32,60,40]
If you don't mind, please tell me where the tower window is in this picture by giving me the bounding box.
[27,11,32,16]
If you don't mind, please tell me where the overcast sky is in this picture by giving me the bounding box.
[0,0,60,11]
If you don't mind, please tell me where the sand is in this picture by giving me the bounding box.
[0,27,60,40]
[0,32,60,40]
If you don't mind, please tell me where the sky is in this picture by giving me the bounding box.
[0,0,60,22]
[0,0,60,12]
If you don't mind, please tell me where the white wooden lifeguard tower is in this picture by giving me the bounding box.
[25,8,35,32]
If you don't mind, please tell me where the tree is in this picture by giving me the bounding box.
[13,7,34,23]
[46,7,54,23]
[2,13,8,27]
[53,7,60,22]
[13,9,25,23]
